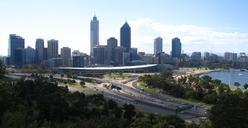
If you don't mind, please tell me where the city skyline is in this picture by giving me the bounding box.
[1,0,248,56]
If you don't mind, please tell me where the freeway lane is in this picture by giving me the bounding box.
[77,76,208,118]
[7,73,208,121]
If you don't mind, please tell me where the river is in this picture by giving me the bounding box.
[203,70,248,89]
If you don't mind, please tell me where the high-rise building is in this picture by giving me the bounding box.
[114,47,125,66]
[61,47,71,67]
[154,37,163,55]
[8,34,25,65]
[107,37,118,64]
[43,48,48,60]
[35,38,44,63]
[90,15,99,56]
[93,45,108,65]
[130,48,138,61]
[14,48,24,67]
[47,39,58,59]
[224,52,237,62]
[204,52,210,61]
[171,37,181,58]
[191,52,202,61]
[123,52,130,65]
[120,22,131,52]
[24,46,36,64]
[72,50,88,67]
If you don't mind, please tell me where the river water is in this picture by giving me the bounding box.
[204,70,248,89]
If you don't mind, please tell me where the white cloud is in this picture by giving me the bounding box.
[129,18,248,54]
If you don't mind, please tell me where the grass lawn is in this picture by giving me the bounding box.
[107,73,130,79]
[137,82,212,108]
[59,82,97,93]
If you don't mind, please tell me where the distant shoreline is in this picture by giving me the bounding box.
[173,67,224,79]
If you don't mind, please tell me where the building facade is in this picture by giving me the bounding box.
[8,34,25,65]
[171,37,181,58]
[107,37,118,64]
[154,37,163,55]
[24,46,36,64]
[93,45,108,65]
[35,38,44,63]
[61,47,71,67]
[120,22,131,52]
[90,15,99,56]
[47,39,58,59]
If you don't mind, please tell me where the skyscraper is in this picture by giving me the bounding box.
[107,37,118,64]
[171,37,182,58]
[47,39,58,59]
[154,37,163,55]
[90,15,99,56]
[72,51,88,67]
[120,22,131,52]
[93,45,108,65]
[114,47,125,66]
[8,34,25,65]
[61,47,71,67]
[24,46,36,64]
[35,38,44,63]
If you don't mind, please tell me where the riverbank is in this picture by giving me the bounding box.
[173,67,223,79]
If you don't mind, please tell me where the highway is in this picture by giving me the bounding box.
[77,76,208,119]
[7,73,208,122]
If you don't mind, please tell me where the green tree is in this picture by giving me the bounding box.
[210,94,248,128]
[243,83,248,89]
[123,104,136,120]
[130,117,152,128]
[0,60,6,78]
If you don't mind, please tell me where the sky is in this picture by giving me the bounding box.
[0,0,248,56]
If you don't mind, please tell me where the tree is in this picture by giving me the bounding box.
[243,83,248,89]
[234,82,241,88]
[209,94,248,128]
[0,60,6,78]
[154,115,186,128]
[130,117,152,128]
[123,104,136,120]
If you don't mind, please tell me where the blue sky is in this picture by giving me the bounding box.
[0,0,248,56]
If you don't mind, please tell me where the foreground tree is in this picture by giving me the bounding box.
[243,83,248,89]
[209,94,248,128]
[0,60,6,78]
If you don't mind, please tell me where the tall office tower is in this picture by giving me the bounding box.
[123,52,130,65]
[120,22,131,52]
[204,52,210,61]
[24,46,36,64]
[14,48,24,67]
[107,37,118,64]
[114,47,125,66]
[171,37,182,58]
[61,47,71,67]
[35,38,44,63]
[224,52,238,62]
[47,39,58,59]
[130,48,138,61]
[72,50,88,67]
[191,52,202,61]
[154,37,163,55]
[8,34,25,65]
[43,48,48,60]
[90,15,99,56]
[93,45,108,65]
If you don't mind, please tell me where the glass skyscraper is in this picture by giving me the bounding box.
[8,34,25,65]
[120,22,131,52]
[171,37,182,58]
[90,15,99,56]
[35,38,44,63]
